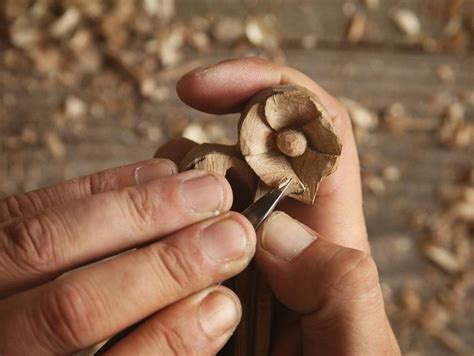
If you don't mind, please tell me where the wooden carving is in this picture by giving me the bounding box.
[178,84,342,355]
[238,84,342,203]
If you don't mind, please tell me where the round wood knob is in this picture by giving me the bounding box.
[276,129,307,157]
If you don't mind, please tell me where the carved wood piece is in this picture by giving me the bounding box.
[238,84,342,204]
[179,143,257,212]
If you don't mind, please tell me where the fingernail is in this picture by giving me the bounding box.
[134,160,177,185]
[189,63,215,76]
[199,291,239,337]
[261,212,316,261]
[180,174,224,214]
[202,217,248,262]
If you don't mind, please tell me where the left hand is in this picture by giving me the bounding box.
[158,57,401,355]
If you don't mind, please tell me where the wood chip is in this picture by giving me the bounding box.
[436,64,455,82]
[212,17,245,44]
[20,127,39,145]
[364,173,386,195]
[159,27,184,67]
[363,0,379,10]
[391,9,421,37]
[64,96,87,119]
[182,123,209,144]
[346,12,367,43]
[143,0,175,20]
[340,97,378,130]
[439,102,473,148]
[43,131,66,159]
[383,165,401,182]
[301,35,317,49]
[245,16,279,51]
[50,7,81,38]
[422,244,462,274]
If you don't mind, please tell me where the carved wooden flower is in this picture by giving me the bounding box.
[238,84,342,204]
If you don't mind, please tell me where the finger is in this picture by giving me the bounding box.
[0,158,177,223]
[154,137,199,166]
[177,57,367,251]
[0,212,254,355]
[103,286,241,355]
[0,170,232,296]
[177,58,341,116]
[255,212,400,355]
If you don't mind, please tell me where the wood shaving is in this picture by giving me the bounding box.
[182,123,210,144]
[422,244,463,274]
[363,0,379,11]
[439,102,473,149]
[64,96,87,120]
[391,9,421,37]
[301,35,317,49]
[346,12,367,43]
[383,165,401,182]
[212,17,245,44]
[50,7,81,38]
[43,131,66,160]
[363,173,386,195]
[245,16,280,51]
[382,103,440,133]
[436,64,455,82]
[340,97,378,130]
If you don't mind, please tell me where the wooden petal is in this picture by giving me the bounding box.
[290,148,340,204]
[264,88,318,131]
[239,103,276,156]
[179,143,239,173]
[302,108,342,155]
[245,151,304,195]
[179,144,257,211]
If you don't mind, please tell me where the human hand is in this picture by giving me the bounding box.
[0,159,256,354]
[159,57,401,355]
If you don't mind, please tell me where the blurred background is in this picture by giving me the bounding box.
[0,0,473,354]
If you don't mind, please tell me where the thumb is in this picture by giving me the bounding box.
[255,211,400,355]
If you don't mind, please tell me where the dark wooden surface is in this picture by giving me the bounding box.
[176,0,474,49]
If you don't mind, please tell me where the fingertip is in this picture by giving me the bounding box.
[257,211,317,262]
[176,57,280,114]
[198,285,243,337]
[134,158,178,185]
[225,211,257,256]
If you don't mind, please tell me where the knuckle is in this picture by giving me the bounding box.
[147,321,195,355]
[86,169,120,195]
[328,249,380,300]
[145,243,197,293]
[1,192,39,220]
[39,283,97,350]
[0,195,23,221]
[121,186,160,229]
[3,212,66,273]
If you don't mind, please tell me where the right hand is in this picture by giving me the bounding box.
[0,160,255,355]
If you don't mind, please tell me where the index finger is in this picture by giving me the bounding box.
[174,57,368,252]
